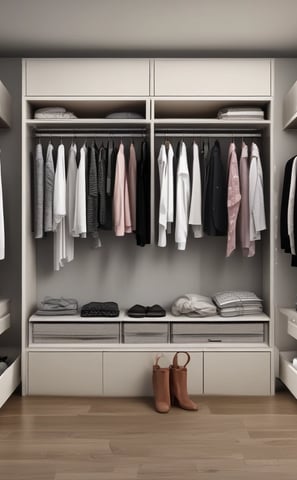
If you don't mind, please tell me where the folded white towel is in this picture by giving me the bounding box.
[171,294,216,317]
[34,112,77,119]
[35,107,67,114]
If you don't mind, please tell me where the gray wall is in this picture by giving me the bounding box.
[0,59,22,350]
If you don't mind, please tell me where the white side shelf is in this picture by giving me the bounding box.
[0,80,11,128]
[279,351,297,399]
[0,314,10,335]
[280,308,297,341]
[0,356,21,408]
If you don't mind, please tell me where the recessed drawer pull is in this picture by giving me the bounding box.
[208,338,222,343]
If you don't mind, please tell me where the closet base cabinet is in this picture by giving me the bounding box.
[0,356,21,408]
[204,352,271,396]
[26,351,271,396]
[28,352,103,396]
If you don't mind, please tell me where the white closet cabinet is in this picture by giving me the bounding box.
[25,59,150,96]
[22,58,274,398]
[154,59,271,96]
[103,352,203,396]
[28,352,103,396]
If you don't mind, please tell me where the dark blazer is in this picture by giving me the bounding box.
[203,140,227,236]
[280,156,297,266]
[136,140,150,246]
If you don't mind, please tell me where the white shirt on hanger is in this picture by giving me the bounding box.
[158,144,168,247]
[288,156,297,255]
[189,141,203,238]
[175,141,190,250]
[65,143,77,262]
[249,142,266,241]
[73,144,87,238]
[53,144,67,271]
[167,142,174,233]
[0,156,4,260]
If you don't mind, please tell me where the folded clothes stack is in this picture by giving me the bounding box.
[80,302,119,317]
[171,294,217,317]
[217,107,264,120]
[36,297,78,316]
[34,107,77,119]
[212,291,263,317]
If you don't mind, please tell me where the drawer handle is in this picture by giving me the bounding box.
[208,338,222,342]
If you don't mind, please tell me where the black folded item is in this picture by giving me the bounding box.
[80,302,119,317]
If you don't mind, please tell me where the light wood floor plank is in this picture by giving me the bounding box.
[1,391,297,479]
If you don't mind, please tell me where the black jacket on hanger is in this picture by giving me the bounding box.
[280,156,297,266]
[104,141,117,231]
[203,140,227,236]
[136,140,150,246]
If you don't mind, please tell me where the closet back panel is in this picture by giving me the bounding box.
[154,59,271,96]
[25,59,150,97]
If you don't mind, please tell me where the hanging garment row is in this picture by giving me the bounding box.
[280,155,297,267]
[157,139,266,256]
[33,138,150,271]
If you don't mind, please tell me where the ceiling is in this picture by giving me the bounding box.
[1,0,297,57]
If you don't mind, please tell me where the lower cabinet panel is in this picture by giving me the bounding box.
[28,352,103,396]
[103,351,203,396]
[204,352,271,395]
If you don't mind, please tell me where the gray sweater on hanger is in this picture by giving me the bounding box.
[34,143,44,238]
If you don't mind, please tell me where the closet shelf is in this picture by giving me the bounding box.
[280,308,297,341]
[153,119,270,129]
[29,312,270,323]
[0,313,10,335]
[0,355,21,409]
[0,80,11,128]
[26,119,150,129]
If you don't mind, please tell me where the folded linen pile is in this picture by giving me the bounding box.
[217,107,264,120]
[212,291,263,317]
[171,294,217,317]
[36,297,78,316]
[34,107,77,119]
[80,301,119,317]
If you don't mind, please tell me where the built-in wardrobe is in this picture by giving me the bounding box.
[22,58,274,397]
[0,79,21,407]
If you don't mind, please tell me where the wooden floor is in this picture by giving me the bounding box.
[1,391,297,479]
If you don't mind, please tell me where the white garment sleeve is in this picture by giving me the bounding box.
[73,146,87,237]
[249,144,266,241]
[167,143,174,233]
[189,142,203,238]
[288,156,297,254]
[53,144,67,271]
[158,144,168,247]
[0,158,4,260]
[65,144,77,262]
[175,142,190,250]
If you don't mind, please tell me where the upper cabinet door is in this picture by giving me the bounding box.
[154,59,271,96]
[25,59,150,96]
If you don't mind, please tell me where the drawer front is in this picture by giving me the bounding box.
[204,351,271,395]
[154,59,271,96]
[0,298,10,317]
[25,59,150,96]
[28,352,103,396]
[0,356,20,408]
[103,352,203,396]
[279,351,297,399]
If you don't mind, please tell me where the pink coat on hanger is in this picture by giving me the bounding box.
[113,143,132,236]
[226,142,241,257]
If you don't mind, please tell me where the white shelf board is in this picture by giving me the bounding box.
[154,118,270,128]
[280,307,297,317]
[26,119,150,128]
[28,344,272,352]
[29,312,270,323]
[0,314,10,335]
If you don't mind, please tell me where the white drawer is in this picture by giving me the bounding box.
[25,59,150,96]
[28,352,103,396]
[279,351,297,399]
[288,316,297,341]
[0,298,10,318]
[0,356,20,408]
[204,351,271,395]
[103,351,203,396]
[154,59,271,96]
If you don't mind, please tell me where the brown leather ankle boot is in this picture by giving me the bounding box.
[152,355,171,413]
[170,352,198,411]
